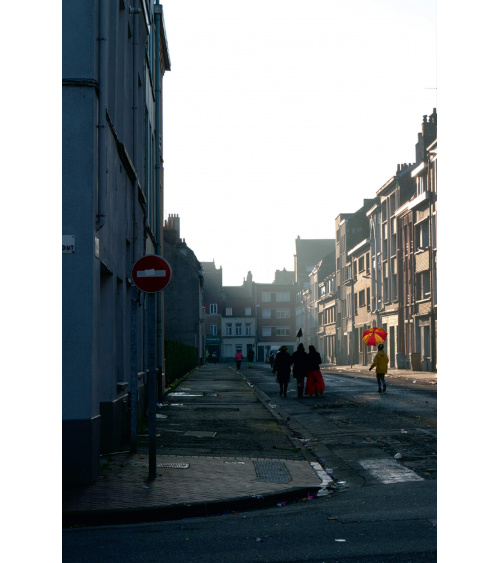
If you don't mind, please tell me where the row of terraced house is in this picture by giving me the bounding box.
[190,110,437,372]
[299,109,437,372]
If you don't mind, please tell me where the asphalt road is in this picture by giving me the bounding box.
[63,364,438,562]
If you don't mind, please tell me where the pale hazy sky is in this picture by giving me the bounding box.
[162,0,437,286]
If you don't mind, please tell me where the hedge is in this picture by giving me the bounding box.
[164,340,198,385]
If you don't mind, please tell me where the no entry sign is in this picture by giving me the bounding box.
[132,255,172,293]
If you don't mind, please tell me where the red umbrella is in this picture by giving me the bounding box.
[362,327,387,346]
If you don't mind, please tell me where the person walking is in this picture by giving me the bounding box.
[291,343,308,398]
[304,345,325,397]
[234,350,243,369]
[269,351,275,369]
[247,347,255,369]
[272,346,292,397]
[369,343,389,393]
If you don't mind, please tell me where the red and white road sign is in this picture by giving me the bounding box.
[132,255,172,293]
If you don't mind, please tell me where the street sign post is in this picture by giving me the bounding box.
[131,254,172,479]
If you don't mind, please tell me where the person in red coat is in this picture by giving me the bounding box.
[234,350,243,369]
[304,345,325,397]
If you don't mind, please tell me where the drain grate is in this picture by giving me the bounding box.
[253,460,291,484]
[125,462,189,469]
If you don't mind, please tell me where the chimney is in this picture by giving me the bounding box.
[163,213,181,244]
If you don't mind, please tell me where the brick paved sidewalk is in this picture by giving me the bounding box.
[62,364,329,527]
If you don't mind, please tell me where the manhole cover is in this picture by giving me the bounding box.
[253,460,291,484]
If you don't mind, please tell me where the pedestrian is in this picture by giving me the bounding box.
[269,351,275,369]
[291,343,308,398]
[272,346,292,397]
[234,349,243,369]
[369,343,389,393]
[205,350,210,364]
[247,347,255,369]
[211,351,218,364]
[304,345,325,397]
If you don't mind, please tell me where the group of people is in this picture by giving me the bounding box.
[218,341,390,396]
[272,344,325,398]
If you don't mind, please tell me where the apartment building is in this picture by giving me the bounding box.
[396,109,437,370]
[366,162,416,367]
[254,274,296,362]
[335,201,376,366]
[348,239,372,365]
[163,215,204,362]
[201,261,224,361]
[62,0,170,484]
[220,276,256,362]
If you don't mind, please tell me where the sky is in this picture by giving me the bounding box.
[162,0,437,286]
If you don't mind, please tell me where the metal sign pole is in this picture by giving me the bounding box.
[147,292,157,479]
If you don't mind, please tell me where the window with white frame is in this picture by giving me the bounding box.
[226,323,233,336]
[210,324,217,335]
[261,292,271,302]
[209,303,217,314]
[235,323,242,336]
[262,309,271,319]
[226,308,232,316]
[245,323,252,336]
[276,292,290,302]
[245,307,251,316]
[262,327,272,337]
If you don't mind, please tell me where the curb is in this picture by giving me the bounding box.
[62,486,323,528]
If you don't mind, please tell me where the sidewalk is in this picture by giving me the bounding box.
[322,363,437,385]
[62,364,331,528]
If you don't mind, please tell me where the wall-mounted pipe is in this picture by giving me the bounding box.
[96,0,108,231]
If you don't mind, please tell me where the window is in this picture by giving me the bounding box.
[245,307,251,316]
[226,308,232,316]
[261,292,271,302]
[359,289,366,307]
[358,255,365,273]
[209,303,217,314]
[262,327,272,337]
[416,271,431,300]
[262,309,271,319]
[210,324,217,335]
[276,309,290,318]
[367,288,371,312]
[416,220,430,249]
[225,324,232,336]
[235,323,242,336]
[245,323,252,336]
[354,293,358,315]
[276,292,290,302]
[276,327,291,336]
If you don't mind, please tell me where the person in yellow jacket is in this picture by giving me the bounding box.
[369,343,389,393]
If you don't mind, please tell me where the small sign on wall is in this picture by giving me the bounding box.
[62,235,75,253]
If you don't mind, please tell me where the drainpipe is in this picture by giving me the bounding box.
[154,3,163,393]
[129,0,141,453]
[96,0,107,232]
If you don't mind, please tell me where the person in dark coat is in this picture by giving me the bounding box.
[272,346,292,397]
[247,347,255,369]
[269,351,275,369]
[304,345,325,397]
[291,343,308,398]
